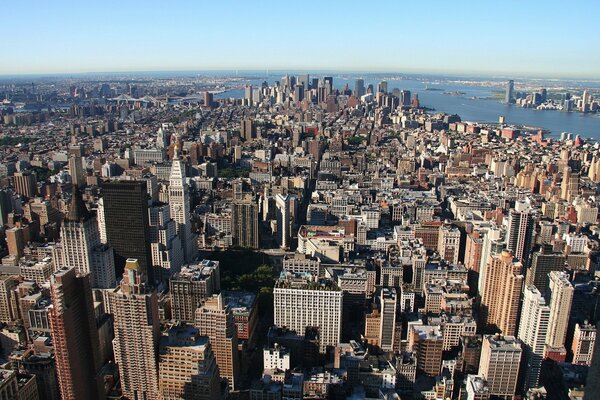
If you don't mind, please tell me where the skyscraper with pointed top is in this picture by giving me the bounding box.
[109,258,160,399]
[170,137,197,263]
[59,186,116,288]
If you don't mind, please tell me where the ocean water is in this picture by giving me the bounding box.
[215,76,600,139]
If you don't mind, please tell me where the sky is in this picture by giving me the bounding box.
[2,0,599,78]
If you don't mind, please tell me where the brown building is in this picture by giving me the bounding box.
[413,221,442,251]
[170,260,220,323]
[478,334,522,399]
[194,294,240,391]
[49,268,103,399]
[158,325,221,400]
[109,259,160,399]
[13,171,38,199]
[480,250,524,336]
[409,325,443,376]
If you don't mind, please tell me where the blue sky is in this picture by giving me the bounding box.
[2,0,599,77]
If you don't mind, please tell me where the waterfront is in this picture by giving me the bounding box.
[216,76,600,139]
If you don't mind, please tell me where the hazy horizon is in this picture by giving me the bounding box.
[3,0,599,79]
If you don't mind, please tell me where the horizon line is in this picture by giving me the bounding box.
[0,68,599,82]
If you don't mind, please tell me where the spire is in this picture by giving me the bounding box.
[65,186,92,222]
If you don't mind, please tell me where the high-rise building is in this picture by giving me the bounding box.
[231,195,260,248]
[0,275,19,324]
[275,194,292,250]
[379,288,398,352]
[148,202,184,280]
[323,77,333,94]
[546,271,574,349]
[298,74,310,90]
[354,79,365,98]
[49,268,103,399]
[525,246,566,294]
[505,80,514,103]
[170,260,220,323]
[194,294,240,391]
[572,322,596,366]
[480,250,524,336]
[274,272,343,352]
[561,167,579,202]
[68,156,85,187]
[102,181,152,280]
[478,334,522,399]
[169,141,197,263]
[59,187,116,288]
[158,325,221,400]
[109,259,160,399]
[13,171,38,199]
[241,118,256,141]
[377,80,388,94]
[517,286,550,390]
[506,204,535,268]
[438,224,461,264]
[408,324,444,376]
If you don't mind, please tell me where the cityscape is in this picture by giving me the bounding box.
[1,1,600,400]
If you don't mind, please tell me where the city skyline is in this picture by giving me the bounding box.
[3,0,600,78]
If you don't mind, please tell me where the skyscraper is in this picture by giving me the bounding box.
[109,259,160,399]
[506,204,535,268]
[170,260,220,323]
[169,141,197,263]
[158,325,221,400]
[379,288,398,352]
[525,246,566,294]
[546,271,574,350]
[572,322,596,366]
[102,181,152,280]
[517,285,550,390]
[194,294,240,391]
[231,194,260,248]
[49,268,103,400]
[59,187,116,288]
[68,156,85,187]
[274,272,343,352]
[275,193,291,250]
[478,334,522,399]
[480,250,524,336]
[354,79,365,98]
[505,80,514,103]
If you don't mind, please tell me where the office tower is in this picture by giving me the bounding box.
[203,91,213,108]
[293,85,304,102]
[231,195,260,248]
[379,288,398,352]
[148,203,184,280]
[572,322,596,366]
[400,90,411,107]
[49,268,103,399]
[411,250,427,290]
[60,187,115,288]
[298,74,310,90]
[438,224,461,264]
[0,275,18,324]
[241,118,256,141]
[170,142,197,263]
[275,193,291,250]
[68,156,85,187]
[505,80,514,103]
[518,286,550,390]
[274,272,343,352]
[480,250,524,336]
[525,246,565,293]
[194,294,240,391]
[408,325,444,376]
[13,171,38,198]
[5,226,27,261]
[244,85,253,105]
[102,181,152,279]
[561,167,579,201]
[323,77,333,94]
[546,271,574,349]
[158,325,221,400]
[109,259,160,399]
[478,334,522,399]
[96,198,107,244]
[354,79,365,97]
[506,205,535,268]
[377,80,388,94]
[170,260,220,323]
